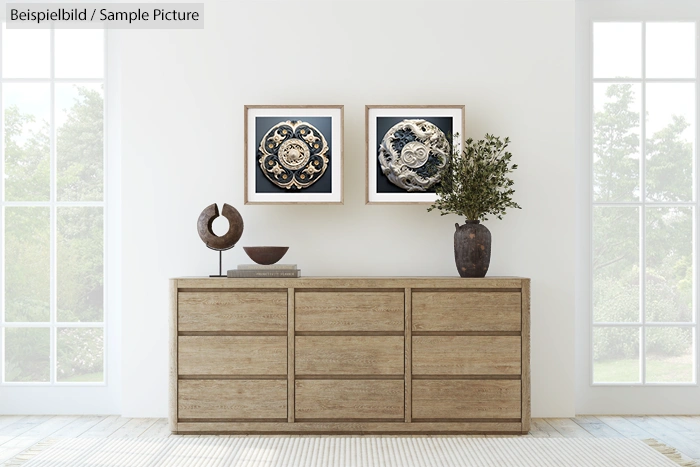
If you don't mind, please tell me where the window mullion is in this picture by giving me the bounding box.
[640,21,647,385]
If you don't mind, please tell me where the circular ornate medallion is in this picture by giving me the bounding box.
[258,121,329,190]
[378,119,449,192]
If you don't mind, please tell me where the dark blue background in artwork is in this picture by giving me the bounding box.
[255,116,333,194]
[375,116,453,193]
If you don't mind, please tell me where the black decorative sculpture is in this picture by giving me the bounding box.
[197,203,244,277]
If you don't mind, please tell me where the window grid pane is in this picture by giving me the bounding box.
[645,327,694,383]
[593,206,640,323]
[592,21,697,385]
[0,27,106,385]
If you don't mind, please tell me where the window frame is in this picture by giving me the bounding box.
[589,19,699,387]
[0,26,109,387]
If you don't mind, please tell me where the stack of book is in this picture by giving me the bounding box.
[227,264,301,278]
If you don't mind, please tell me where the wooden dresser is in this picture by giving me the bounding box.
[170,277,530,434]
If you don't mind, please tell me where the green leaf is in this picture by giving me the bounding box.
[428,133,521,222]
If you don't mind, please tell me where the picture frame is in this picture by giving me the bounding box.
[244,105,344,204]
[365,105,465,204]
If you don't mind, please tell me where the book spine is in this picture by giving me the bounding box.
[237,264,298,270]
[227,270,301,278]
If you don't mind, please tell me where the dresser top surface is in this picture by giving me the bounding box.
[172,276,530,289]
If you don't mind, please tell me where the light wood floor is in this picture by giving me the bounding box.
[0,416,699,464]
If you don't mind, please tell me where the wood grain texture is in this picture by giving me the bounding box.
[412,291,521,332]
[413,336,521,375]
[521,278,531,432]
[295,380,404,419]
[178,380,287,419]
[287,288,295,423]
[547,418,595,438]
[412,380,521,419]
[79,416,130,438]
[178,336,287,375]
[175,277,526,290]
[295,336,404,375]
[171,276,530,435]
[174,421,522,434]
[572,416,624,438]
[404,288,412,423]
[109,418,157,438]
[169,280,178,431]
[178,291,287,332]
[295,291,404,331]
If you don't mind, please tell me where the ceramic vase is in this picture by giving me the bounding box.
[454,220,491,278]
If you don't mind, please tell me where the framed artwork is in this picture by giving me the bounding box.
[365,105,465,204]
[244,105,344,204]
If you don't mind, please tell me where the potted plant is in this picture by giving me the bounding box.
[428,134,521,277]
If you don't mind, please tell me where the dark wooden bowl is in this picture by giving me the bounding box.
[243,246,289,265]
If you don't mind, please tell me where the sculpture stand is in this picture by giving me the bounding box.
[210,250,225,278]
[208,246,234,278]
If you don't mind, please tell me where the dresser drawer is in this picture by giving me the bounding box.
[178,380,287,420]
[178,291,287,332]
[412,291,521,332]
[178,336,287,375]
[295,336,404,375]
[412,380,521,420]
[295,380,404,420]
[296,291,404,331]
[413,336,521,375]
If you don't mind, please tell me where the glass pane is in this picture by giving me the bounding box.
[57,327,104,382]
[646,83,695,202]
[1,24,50,78]
[4,327,50,382]
[3,83,51,201]
[646,327,694,383]
[594,23,642,79]
[4,207,50,322]
[646,23,695,79]
[593,207,640,322]
[56,84,104,202]
[593,327,640,383]
[646,207,693,322]
[593,83,641,202]
[57,207,104,322]
[55,30,104,78]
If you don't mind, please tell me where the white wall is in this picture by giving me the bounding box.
[120,0,575,417]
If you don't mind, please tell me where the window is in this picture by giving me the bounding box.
[591,21,697,385]
[1,26,106,384]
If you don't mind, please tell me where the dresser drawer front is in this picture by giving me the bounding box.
[413,336,521,375]
[178,380,287,420]
[295,291,404,331]
[296,336,404,375]
[412,380,521,419]
[295,380,404,420]
[178,291,287,332]
[178,336,287,375]
[412,291,521,332]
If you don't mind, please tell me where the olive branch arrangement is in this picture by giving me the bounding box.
[428,134,521,222]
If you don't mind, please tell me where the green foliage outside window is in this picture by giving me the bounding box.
[4,86,104,382]
[593,84,693,366]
